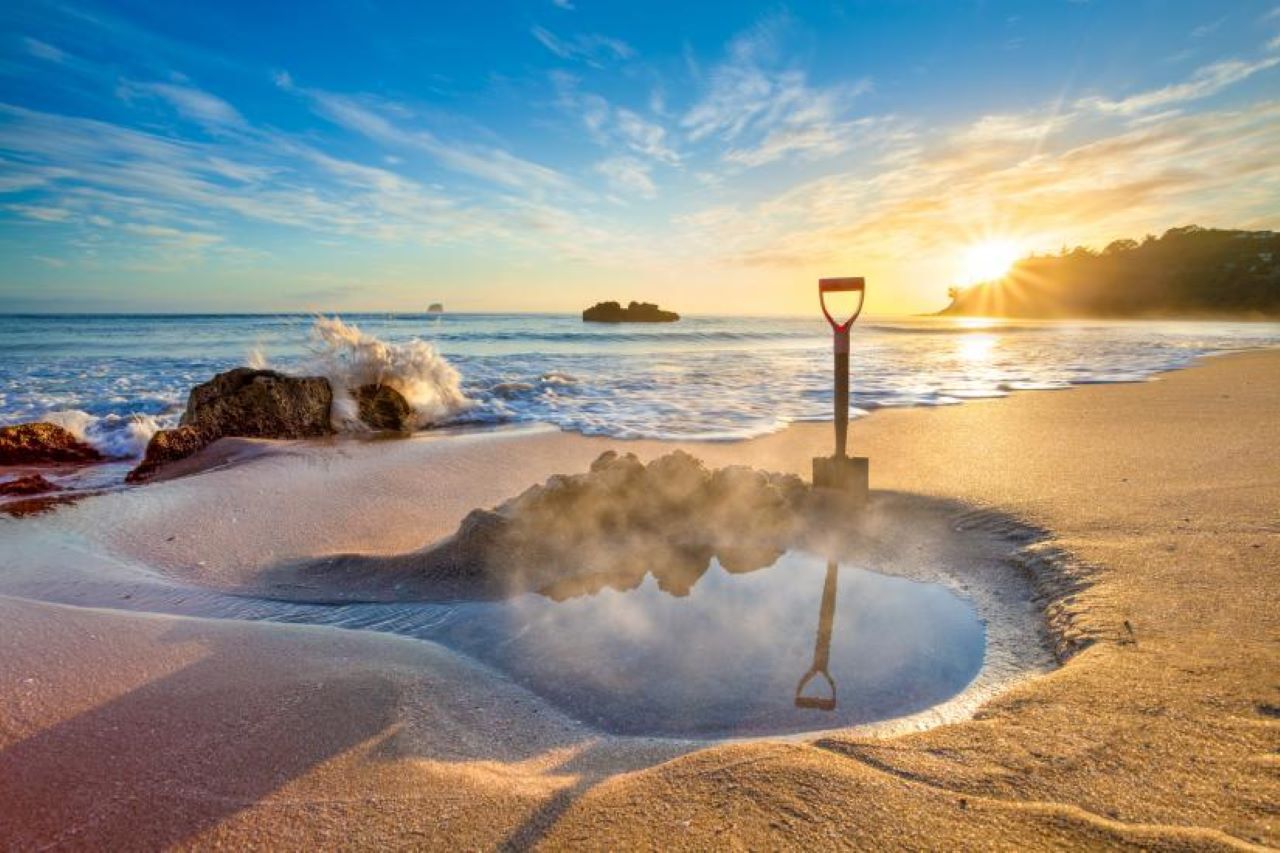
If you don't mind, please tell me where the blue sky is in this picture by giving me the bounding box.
[1,0,1278,314]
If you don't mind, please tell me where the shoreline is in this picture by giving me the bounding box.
[2,318,1276,479]
[1,349,1277,848]
[5,339,1276,503]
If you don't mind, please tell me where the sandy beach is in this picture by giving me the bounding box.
[1,349,1277,850]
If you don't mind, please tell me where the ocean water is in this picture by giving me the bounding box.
[0,312,1277,458]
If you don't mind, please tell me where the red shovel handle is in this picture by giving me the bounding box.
[818,277,865,333]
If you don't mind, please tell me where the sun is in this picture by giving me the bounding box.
[959,239,1022,285]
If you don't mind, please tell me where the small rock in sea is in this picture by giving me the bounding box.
[0,474,62,496]
[0,422,103,466]
[355,383,413,432]
[582,300,679,323]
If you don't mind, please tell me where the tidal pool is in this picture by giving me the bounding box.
[418,550,986,737]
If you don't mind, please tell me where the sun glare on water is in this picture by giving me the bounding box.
[960,240,1022,285]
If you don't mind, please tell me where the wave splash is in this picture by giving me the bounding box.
[308,316,471,431]
[43,409,177,458]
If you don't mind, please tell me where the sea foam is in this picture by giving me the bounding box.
[43,409,176,458]
[308,316,472,431]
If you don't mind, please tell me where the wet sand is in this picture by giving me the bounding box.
[1,349,1277,849]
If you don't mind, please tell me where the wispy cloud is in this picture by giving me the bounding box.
[0,103,464,245]
[301,86,573,194]
[682,19,873,168]
[9,204,74,222]
[123,221,223,247]
[595,156,656,199]
[119,80,245,129]
[531,26,634,66]
[614,108,679,164]
[552,73,679,165]
[1191,17,1227,39]
[958,111,1074,144]
[22,37,66,63]
[1078,55,1280,115]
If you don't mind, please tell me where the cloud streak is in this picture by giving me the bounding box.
[682,19,873,168]
[300,86,573,194]
[119,80,245,129]
[531,26,634,66]
[1077,55,1280,115]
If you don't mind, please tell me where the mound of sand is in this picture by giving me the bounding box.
[264,450,813,602]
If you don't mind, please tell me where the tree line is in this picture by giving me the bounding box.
[942,226,1280,319]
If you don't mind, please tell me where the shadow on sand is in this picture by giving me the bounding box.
[0,611,696,850]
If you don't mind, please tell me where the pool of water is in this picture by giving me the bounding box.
[6,543,985,739]
[424,550,986,737]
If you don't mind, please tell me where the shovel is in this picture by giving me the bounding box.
[795,560,840,711]
[818,277,865,458]
[812,278,869,502]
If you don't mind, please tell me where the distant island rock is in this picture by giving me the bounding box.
[941,226,1280,319]
[583,301,680,323]
[427,303,444,313]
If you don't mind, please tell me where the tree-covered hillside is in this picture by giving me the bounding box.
[941,227,1280,319]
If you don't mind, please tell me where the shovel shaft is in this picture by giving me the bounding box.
[812,560,839,671]
[833,332,849,458]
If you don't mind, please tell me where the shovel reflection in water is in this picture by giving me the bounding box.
[794,560,840,711]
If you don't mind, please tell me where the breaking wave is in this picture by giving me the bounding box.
[307,316,472,431]
[42,409,178,458]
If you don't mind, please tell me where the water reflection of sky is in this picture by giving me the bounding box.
[420,551,986,738]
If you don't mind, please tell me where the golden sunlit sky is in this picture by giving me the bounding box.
[2,1,1279,315]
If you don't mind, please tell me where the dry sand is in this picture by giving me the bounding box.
[1,349,1277,850]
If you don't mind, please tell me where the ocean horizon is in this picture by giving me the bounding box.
[2,312,1277,459]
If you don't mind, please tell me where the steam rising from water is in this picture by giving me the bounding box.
[308,316,472,430]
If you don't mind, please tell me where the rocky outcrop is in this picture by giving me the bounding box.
[128,368,334,483]
[582,301,679,323]
[488,450,804,596]
[0,423,103,466]
[181,368,333,440]
[125,426,208,483]
[0,474,62,496]
[269,450,809,602]
[355,384,413,432]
